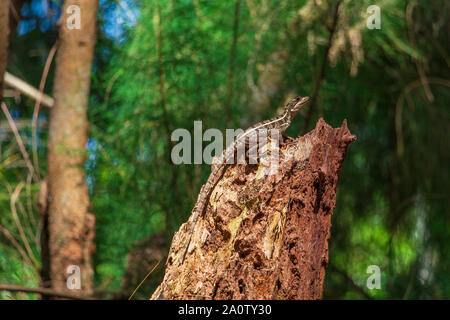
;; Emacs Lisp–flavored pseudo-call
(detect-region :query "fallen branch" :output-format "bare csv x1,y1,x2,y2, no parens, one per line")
3,72,54,108
0,283,93,300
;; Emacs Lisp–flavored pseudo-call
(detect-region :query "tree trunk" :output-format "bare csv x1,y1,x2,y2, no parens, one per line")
151,118,356,300
47,0,98,296
8,0,25,40
0,0,10,105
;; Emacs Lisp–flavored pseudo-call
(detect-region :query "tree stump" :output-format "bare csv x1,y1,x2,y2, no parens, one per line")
151,118,356,300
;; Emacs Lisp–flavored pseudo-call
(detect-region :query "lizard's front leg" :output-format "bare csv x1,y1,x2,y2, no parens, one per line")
280,134,294,146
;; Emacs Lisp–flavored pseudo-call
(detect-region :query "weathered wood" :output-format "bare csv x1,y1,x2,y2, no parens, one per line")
152,118,356,300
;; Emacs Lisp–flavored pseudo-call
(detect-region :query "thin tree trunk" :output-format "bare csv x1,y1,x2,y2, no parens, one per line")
8,0,25,40
302,1,341,134
0,0,26,104
47,0,98,296
38,179,51,298
0,0,10,105
224,0,241,124
152,118,356,299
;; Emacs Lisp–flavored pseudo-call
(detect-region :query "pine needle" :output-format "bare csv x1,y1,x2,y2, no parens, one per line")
128,260,161,300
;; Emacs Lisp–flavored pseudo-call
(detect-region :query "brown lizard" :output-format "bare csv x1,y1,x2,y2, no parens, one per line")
155,95,310,299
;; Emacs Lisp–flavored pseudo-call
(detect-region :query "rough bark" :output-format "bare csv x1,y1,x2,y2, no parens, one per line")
47,0,98,296
0,0,10,105
151,118,356,300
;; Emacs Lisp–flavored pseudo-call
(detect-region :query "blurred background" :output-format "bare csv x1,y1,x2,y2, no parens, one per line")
0,0,448,299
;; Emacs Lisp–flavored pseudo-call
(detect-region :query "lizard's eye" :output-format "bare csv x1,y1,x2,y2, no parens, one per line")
292,96,310,111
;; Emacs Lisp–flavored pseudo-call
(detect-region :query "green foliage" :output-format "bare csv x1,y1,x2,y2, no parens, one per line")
0,246,38,300
0,0,448,299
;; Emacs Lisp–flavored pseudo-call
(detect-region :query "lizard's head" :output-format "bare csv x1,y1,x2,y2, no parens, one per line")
286,96,310,116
